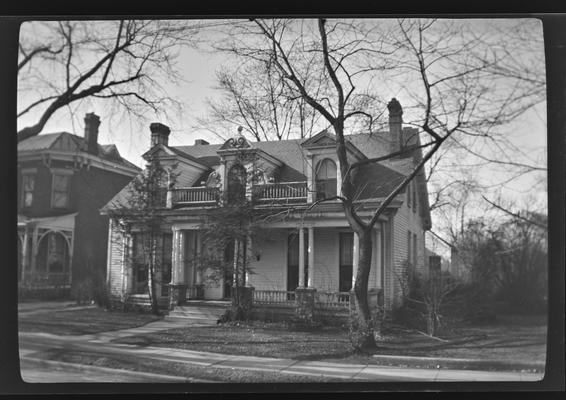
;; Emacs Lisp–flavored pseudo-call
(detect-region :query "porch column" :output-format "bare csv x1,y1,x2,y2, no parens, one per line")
298,227,305,288
171,228,185,284
306,154,314,203
352,232,359,288
307,227,314,288
30,225,39,276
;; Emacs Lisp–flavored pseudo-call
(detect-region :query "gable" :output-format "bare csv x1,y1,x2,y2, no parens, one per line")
301,129,335,148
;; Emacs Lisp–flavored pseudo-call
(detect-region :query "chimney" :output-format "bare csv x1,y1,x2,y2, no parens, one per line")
387,98,403,154
150,122,171,147
195,139,209,146
84,112,100,155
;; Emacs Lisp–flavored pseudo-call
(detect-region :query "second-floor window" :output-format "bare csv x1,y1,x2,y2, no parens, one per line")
51,173,71,209
21,173,35,208
316,158,337,201
227,164,247,204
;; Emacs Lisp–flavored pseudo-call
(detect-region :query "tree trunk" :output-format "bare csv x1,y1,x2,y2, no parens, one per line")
148,262,160,315
349,228,378,351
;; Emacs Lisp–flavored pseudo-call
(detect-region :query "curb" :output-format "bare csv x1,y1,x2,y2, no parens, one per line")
20,356,217,383
371,354,545,372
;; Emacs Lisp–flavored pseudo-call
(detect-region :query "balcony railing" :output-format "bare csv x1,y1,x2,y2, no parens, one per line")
172,187,219,206
252,181,308,203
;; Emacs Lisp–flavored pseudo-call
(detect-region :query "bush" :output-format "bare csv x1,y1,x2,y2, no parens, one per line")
71,270,110,308
393,271,497,334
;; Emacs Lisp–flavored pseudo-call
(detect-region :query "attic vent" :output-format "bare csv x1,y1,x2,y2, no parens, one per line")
195,139,209,145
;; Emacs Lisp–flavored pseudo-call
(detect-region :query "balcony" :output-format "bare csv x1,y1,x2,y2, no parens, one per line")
252,181,308,204
171,187,219,206
170,181,308,208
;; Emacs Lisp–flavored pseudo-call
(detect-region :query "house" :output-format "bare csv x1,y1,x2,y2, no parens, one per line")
17,113,141,299
102,98,431,317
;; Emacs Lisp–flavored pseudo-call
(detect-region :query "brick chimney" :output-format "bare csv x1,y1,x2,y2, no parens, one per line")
195,139,209,146
83,113,100,155
387,98,403,154
150,122,171,147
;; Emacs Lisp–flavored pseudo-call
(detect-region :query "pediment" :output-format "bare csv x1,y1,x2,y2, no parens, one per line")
218,136,253,151
301,129,336,148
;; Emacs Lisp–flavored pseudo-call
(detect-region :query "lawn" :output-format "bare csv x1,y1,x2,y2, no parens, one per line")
18,307,162,335
112,314,547,370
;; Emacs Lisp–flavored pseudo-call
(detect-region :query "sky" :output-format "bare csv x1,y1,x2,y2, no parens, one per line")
17,18,548,240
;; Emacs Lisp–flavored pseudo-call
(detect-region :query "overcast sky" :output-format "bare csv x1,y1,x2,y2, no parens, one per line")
17,18,548,230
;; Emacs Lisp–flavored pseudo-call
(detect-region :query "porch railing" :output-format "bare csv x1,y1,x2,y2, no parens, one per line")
185,285,199,300
172,187,219,206
253,181,308,202
253,290,296,306
315,291,351,309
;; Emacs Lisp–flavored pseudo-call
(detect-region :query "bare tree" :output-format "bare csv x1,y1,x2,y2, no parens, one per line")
17,20,199,142
213,18,543,350
197,60,323,142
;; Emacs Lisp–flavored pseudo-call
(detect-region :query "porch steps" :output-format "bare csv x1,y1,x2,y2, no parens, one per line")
165,301,230,325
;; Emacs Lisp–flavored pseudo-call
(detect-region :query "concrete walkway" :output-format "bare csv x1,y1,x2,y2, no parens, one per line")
18,302,546,383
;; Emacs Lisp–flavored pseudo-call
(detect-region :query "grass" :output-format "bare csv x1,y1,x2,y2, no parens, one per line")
116,321,353,360
18,307,162,335
112,315,547,370
371,315,547,365
33,348,349,383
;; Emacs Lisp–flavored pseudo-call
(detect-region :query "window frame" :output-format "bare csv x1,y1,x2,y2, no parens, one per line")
50,169,73,209
315,158,337,201
21,170,36,208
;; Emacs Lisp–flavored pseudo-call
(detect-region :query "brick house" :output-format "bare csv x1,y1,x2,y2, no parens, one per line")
17,113,140,298
102,99,431,316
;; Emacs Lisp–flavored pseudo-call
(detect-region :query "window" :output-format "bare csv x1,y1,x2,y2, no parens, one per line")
339,232,354,292
315,158,337,201
36,232,70,276
132,233,149,294
21,173,35,207
51,173,71,209
413,233,418,268
412,181,417,213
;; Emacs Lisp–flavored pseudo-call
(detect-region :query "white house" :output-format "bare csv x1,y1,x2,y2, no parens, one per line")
102,99,431,315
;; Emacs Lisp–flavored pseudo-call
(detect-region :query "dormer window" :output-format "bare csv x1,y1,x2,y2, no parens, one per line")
315,158,337,201
227,163,247,204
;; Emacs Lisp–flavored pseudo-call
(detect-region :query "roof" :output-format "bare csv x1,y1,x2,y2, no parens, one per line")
173,132,402,189
18,131,140,171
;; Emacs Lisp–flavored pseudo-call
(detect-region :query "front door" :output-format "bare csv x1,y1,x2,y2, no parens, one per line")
287,231,308,292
